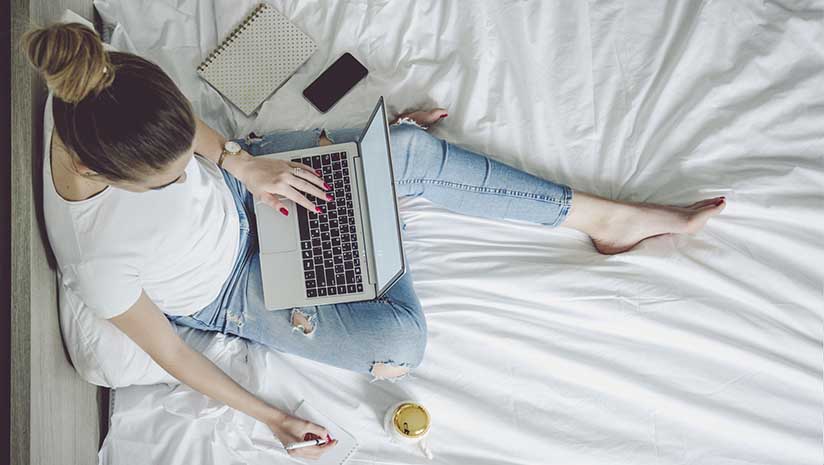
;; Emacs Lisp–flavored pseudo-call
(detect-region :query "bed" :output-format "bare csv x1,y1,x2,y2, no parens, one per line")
40,0,824,464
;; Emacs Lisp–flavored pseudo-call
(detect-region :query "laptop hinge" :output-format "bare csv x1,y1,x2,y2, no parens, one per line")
352,153,378,288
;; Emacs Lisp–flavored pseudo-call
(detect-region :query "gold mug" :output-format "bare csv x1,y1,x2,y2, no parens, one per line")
384,401,433,459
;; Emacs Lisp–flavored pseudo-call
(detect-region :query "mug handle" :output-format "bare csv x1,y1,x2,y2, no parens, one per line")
418,439,434,460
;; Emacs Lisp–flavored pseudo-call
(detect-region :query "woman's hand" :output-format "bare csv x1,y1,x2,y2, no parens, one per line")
266,411,338,460
228,106,448,215
110,294,336,460
234,152,331,216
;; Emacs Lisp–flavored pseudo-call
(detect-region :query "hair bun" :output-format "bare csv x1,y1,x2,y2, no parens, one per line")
22,23,115,103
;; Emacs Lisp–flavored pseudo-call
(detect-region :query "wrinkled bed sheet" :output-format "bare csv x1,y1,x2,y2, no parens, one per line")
95,1,824,464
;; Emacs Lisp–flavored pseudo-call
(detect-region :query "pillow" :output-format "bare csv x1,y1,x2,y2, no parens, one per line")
59,280,239,388
59,282,177,387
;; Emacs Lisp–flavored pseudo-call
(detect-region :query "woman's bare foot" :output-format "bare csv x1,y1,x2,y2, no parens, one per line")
318,109,448,146
391,108,448,127
562,193,726,255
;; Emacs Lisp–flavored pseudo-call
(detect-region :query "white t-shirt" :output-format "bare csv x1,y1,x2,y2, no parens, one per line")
43,94,241,319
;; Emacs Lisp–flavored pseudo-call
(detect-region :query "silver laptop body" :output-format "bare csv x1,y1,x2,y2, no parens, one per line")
254,97,406,310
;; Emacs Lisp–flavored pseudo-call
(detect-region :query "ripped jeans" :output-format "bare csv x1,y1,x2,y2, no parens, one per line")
167,122,572,380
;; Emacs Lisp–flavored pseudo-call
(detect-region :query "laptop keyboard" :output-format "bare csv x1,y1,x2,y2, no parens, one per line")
292,152,364,298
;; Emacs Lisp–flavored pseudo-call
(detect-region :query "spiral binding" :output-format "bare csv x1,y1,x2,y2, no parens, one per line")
197,3,268,72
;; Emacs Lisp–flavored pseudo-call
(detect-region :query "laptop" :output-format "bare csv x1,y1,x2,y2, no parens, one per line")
254,97,406,310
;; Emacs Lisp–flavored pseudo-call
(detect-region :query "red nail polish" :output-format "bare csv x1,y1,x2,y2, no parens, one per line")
323,182,331,190
440,113,448,118
326,194,333,201
315,206,323,213
279,207,289,216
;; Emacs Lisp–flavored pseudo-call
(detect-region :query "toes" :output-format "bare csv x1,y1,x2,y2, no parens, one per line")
428,108,449,122
686,199,725,233
702,198,726,211
694,199,725,217
688,196,725,209
398,108,448,126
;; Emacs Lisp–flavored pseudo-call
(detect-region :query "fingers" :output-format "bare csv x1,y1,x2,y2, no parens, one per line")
288,447,325,460
289,162,329,190
286,428,335,460
257,193,289,216
307,424,331,439
290,446,333,460
290,162,322,178
304,432,337,448
281,185,321,213
289,176,331,203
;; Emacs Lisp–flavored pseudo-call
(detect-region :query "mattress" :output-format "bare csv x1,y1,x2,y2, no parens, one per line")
95,1,824,464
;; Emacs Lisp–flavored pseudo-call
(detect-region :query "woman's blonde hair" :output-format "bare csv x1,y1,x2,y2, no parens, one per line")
22,22,115,103
20,22,196,182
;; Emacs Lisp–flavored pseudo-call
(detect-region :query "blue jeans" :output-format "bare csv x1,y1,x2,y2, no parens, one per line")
167,122,572,378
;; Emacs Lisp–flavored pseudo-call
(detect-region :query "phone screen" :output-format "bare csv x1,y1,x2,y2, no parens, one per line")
303,53,368,113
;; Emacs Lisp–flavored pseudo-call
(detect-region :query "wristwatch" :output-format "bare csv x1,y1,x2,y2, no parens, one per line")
217,141,242,168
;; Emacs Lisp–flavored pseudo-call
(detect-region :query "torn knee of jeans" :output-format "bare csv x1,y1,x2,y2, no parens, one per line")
227,311,244,328
369,361,411,382
244,132,263,145
317,129,334,146
290,308,317,336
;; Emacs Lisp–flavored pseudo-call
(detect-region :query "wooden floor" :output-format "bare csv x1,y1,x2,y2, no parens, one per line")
10,1,104,464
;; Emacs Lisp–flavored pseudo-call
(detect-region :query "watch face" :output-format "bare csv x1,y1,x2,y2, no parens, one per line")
225,141,241,153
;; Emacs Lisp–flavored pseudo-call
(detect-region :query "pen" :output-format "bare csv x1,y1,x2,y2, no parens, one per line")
284,438,328,451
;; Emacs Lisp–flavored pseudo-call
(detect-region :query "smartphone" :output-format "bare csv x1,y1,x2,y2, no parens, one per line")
303,53,368,113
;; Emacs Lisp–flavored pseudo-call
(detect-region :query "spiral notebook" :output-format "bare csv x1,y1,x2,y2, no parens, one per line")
197,3,317,115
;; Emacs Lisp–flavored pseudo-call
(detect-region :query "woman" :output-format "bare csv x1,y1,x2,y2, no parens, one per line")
25,23,724,459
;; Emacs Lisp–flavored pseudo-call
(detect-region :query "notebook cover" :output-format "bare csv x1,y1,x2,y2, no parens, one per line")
197,3,317,115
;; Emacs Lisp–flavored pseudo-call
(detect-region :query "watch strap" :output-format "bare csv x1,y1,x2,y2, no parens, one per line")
217,147,228,168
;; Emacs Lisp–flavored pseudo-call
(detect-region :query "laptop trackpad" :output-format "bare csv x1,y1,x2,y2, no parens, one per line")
256,201,298,254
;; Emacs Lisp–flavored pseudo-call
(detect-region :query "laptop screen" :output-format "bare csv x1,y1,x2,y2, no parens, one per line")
358,98,405,296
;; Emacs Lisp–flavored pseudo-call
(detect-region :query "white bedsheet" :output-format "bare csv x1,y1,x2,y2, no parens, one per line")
95,1,824,464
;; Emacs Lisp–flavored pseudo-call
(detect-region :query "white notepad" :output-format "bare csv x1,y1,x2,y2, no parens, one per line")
291,401,359,465
249,401,359,464
196,3,317,115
